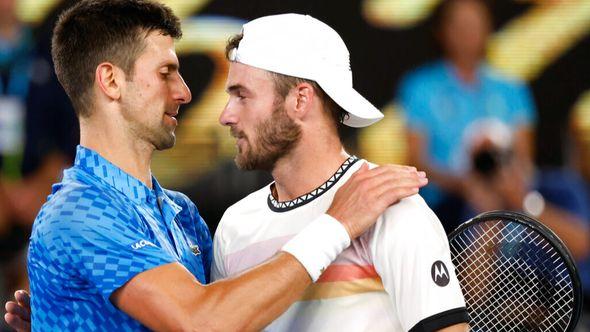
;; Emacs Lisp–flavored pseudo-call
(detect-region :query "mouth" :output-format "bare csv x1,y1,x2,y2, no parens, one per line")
164,110,178,126
230,128,247,151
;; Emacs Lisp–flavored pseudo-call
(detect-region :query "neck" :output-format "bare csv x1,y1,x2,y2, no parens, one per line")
79,117,154,189
450,57,480,84
271,128,348,202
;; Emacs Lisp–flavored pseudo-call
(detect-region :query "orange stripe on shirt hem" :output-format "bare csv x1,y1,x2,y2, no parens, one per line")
300,278,385,301
317,264,379,282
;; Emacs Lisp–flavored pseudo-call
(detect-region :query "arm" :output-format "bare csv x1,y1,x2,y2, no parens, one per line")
112,163,428,331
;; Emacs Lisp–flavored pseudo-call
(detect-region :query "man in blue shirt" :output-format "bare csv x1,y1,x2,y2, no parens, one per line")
5,1,427,330
397,0,536,232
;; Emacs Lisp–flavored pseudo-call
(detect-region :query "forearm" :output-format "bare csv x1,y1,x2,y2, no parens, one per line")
194,252,310,331
114,255,311,332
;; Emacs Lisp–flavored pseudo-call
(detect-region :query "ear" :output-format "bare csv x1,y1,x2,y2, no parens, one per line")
95,62,124,101
290,82,316,121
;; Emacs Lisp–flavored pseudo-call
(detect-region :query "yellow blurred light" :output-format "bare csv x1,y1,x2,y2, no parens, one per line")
16,0,60,25
363,0,441,28
358,103,407,165
488,0,590,81
160,0,212,19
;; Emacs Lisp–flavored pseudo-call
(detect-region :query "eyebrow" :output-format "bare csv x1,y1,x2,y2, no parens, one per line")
225,84,251,94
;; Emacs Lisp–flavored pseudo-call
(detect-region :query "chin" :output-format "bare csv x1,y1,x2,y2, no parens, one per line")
154,134,176,151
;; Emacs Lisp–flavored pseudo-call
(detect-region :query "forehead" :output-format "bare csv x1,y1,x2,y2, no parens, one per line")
136,31,179,65
225,62,274,91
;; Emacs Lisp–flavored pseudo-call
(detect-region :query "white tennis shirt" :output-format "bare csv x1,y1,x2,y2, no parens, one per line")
212,157,468,331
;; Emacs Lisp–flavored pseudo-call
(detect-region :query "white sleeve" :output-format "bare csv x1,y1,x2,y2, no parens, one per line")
211,218,228,282
369,195,469,331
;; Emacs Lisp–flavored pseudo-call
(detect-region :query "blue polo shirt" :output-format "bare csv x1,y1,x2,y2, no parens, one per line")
28,145,212,331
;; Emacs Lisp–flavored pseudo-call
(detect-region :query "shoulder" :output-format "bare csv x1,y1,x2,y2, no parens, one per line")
30,181,135,261
482,65,528,90
376,194,447,245
400,61,446,88
357,160,446,239
33,179,136,242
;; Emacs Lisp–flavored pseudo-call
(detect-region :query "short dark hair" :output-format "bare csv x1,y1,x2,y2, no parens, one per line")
52,0,182,117
225,33,349,127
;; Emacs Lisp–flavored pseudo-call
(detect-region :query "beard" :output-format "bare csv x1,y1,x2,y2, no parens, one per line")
233,102,301,171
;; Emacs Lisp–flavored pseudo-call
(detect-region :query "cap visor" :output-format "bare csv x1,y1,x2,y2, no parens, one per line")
320,82,384,128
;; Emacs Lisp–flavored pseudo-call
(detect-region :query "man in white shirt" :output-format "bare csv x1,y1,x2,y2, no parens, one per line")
212,14,470,332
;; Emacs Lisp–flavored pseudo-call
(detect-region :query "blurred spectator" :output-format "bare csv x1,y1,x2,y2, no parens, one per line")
397,0,536,231
0,1,35,329
569,112,590,328
464,119,590,330
0,1,77,330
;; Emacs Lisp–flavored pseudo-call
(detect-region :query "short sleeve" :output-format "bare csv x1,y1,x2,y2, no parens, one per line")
41,190,176,300
369,195,468,331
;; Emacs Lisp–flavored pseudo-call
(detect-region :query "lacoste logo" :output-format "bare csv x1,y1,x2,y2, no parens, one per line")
190,244,201,256
431,261,450,287
131,239,156,250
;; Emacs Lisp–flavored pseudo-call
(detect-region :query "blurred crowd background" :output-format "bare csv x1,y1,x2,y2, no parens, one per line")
1,0,590,330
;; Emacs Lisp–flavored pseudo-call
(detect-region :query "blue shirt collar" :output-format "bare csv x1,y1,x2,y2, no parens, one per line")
73,145,170,206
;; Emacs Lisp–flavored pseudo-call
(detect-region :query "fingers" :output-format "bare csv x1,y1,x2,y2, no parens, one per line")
5,301,30,321
4,312,31,332
357,164,425,183
14,291,30,310
362,166,428,193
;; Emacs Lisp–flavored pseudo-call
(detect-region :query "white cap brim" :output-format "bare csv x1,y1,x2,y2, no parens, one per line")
318,80,384,128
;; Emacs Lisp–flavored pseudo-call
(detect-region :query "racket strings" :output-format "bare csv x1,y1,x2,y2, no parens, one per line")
450,219,575,331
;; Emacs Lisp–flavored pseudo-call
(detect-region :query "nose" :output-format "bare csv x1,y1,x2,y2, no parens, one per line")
174,73,192,105
219,100,237,127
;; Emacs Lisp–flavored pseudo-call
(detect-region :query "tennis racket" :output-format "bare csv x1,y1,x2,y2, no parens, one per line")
449,210,582,331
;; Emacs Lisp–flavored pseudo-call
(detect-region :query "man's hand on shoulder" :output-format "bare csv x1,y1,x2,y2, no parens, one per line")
328,163,428,239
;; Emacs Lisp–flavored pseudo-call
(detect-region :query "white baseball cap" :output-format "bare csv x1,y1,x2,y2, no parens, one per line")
228,13,384,128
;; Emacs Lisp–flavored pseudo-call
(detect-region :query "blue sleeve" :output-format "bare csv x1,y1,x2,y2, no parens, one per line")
510,82,537,127
41,188,176,300
398,73,430,133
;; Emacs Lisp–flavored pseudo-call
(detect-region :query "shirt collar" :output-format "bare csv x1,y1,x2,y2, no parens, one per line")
74,145,155,204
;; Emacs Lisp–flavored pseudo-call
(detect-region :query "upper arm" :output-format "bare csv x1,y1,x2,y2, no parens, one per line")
369,196,469,331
